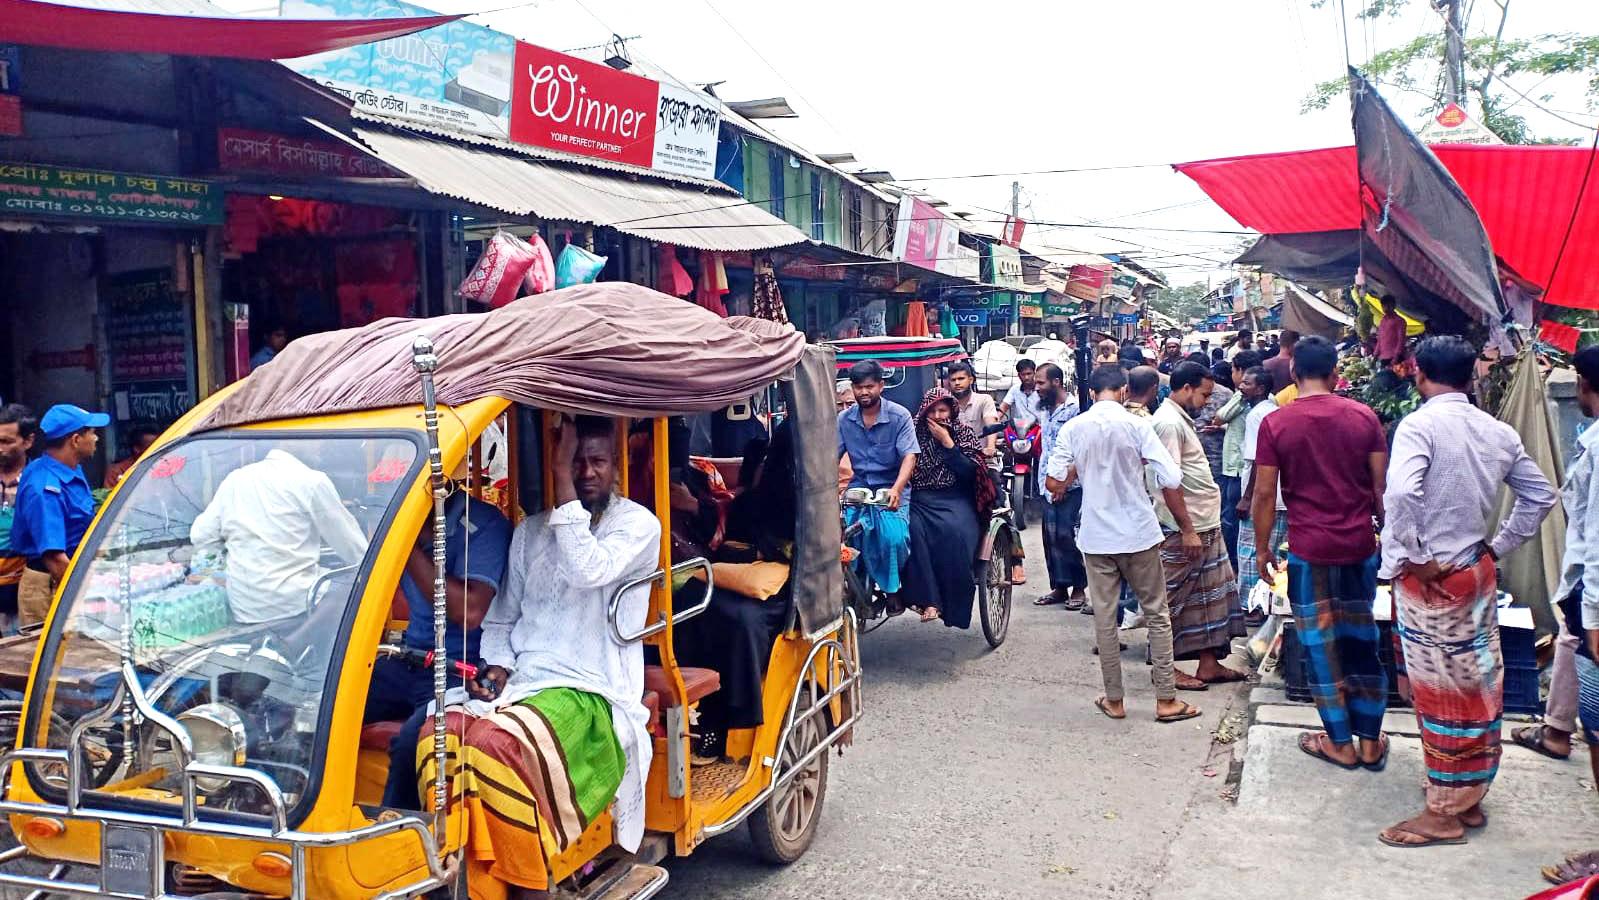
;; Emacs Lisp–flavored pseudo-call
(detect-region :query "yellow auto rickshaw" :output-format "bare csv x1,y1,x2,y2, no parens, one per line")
0,283,861,899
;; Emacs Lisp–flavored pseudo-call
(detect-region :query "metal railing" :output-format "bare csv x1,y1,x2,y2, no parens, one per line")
702,611,863,838
606,557,714,645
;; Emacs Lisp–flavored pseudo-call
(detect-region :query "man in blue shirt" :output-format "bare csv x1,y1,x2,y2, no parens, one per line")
11,404,107,625
838,360,918,595
364,485,512,809
1031,363,1088,609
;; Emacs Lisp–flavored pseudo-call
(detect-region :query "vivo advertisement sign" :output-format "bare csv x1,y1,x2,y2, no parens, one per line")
280,0,722,180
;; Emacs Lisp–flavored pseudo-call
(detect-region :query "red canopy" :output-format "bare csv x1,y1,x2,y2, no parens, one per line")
1176,144,1599,309
0,0,460,60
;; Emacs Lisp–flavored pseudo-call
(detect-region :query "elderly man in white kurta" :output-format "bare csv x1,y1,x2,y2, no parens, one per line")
418,417,660,899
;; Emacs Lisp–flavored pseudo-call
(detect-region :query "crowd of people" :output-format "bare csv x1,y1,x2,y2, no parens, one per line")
921,321,1599,856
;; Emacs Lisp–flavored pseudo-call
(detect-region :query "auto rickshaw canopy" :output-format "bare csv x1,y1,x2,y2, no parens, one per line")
196,281,808,430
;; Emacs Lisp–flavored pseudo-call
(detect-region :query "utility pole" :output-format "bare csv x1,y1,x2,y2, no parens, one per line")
1440,0,1466,104
1010,180,1020,226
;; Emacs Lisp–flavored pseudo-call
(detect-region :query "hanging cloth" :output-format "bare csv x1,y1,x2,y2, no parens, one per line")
694,251,730,317
751,257,789,324
655,244,694,298
903,301,931,337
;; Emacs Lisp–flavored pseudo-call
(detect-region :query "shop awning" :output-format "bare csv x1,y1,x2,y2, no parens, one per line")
339,125,810,252
0,0,459,59
1175,142,1599,309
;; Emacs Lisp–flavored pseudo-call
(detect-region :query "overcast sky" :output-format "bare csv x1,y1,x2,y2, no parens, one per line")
286,0,1599,285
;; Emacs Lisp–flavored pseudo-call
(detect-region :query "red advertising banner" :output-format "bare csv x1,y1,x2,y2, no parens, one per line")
510,42,657,169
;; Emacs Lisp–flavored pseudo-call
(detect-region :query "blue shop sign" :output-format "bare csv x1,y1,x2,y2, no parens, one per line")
952,309,989,327
1113,312,1141,325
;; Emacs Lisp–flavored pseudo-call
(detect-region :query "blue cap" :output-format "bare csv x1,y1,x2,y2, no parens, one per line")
40,404,110,441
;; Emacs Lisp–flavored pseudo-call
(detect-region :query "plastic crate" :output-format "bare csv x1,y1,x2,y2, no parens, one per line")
1501,622,1539,670
1504,664,1544,716
1279,618,1410,708
1281,619,1312,703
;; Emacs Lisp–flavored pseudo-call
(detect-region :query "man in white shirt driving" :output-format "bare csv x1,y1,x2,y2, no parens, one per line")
189,444,368,625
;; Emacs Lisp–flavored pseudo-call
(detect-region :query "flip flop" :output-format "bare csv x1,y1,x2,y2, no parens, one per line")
1156,700,1202,724
1033,594,1066,606
1298,732,1362,771
1094,697,1127,720
1175,675,1210,692
1362,735,1391,772
1377,824,1468,848
1062,597,1087,611
1199,668,1249,684
919,608,941,623
1543,850,1599,886
1460,807,1487,830
1511,725,1572,761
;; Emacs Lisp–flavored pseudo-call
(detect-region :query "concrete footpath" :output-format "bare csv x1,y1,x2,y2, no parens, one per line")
1155,678,1599,900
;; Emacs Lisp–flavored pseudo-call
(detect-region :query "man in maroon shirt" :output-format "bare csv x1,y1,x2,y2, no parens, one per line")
1252,335,1391,772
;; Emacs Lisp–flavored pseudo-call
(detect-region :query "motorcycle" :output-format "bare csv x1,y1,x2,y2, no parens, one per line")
1002,419,1041,530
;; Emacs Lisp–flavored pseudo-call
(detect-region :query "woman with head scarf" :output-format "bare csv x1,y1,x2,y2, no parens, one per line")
903,387,992,626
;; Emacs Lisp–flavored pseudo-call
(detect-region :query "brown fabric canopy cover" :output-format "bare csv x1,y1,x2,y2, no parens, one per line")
197,282,807,431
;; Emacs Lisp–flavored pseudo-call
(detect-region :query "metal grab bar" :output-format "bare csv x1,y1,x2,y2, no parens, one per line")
701,626,864,839
606,557,714,644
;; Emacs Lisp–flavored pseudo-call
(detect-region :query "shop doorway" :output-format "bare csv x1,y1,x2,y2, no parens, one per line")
222,195,420,367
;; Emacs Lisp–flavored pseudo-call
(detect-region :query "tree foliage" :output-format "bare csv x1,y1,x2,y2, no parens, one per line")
1303,0,1596,145
1150,282,1214,326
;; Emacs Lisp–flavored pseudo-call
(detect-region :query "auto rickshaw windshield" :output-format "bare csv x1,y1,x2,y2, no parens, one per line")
23,431,421,816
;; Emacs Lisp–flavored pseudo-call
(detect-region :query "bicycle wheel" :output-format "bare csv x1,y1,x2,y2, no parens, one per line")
979,528,1013,648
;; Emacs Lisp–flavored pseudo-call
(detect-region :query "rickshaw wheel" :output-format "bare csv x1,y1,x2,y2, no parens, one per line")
978,530,1013,649
0,700,124,792
748,687,829,865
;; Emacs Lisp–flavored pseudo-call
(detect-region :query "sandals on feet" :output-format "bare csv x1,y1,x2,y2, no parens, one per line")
1377,822,1468,848
1362,735,1391,772
1094,697,1126,720
1033,594,1065,606
1543,850,1599,886
919,607,941,623
1156,700,1202,724
1512,724,1572,761
1298,732,1362,771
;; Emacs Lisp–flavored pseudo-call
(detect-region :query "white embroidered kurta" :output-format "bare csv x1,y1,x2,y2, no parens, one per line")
473,497,661,851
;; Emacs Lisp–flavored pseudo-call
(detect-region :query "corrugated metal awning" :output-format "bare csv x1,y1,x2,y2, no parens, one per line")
340,125,810,252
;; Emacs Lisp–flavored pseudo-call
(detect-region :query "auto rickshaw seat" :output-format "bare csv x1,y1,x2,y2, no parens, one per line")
644,665,720,707
360,719,405,752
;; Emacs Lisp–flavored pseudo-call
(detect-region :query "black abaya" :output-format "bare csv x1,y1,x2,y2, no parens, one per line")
903,444,981,629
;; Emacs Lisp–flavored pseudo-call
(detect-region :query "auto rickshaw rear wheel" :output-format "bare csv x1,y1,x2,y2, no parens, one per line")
748,686,829,865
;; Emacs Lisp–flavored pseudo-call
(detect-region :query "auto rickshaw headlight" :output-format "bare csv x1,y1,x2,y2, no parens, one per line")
177,703,248,792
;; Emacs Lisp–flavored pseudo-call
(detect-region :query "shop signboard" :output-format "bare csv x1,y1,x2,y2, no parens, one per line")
0,44,19,93
1107,273,1138,300
507,42,721,180
1045,300,1077,317
218,127,400,178
0,95,18,138
104,269,193,425
1113,311,1141,325
1019,293,1044,319
280,0,515,139
989,243,1023,288
951,308,989,327
0,163,221,225
944,288,984,309
892,196,974,278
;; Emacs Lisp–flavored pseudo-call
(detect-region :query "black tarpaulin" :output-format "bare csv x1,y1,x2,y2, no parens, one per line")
1235,231,1361,286
1350,68,1505,330
781,344,843,637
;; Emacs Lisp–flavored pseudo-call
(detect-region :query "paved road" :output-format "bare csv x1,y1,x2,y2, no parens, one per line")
666,524,1248,900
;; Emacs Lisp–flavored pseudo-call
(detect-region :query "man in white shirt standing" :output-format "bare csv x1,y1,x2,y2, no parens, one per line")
1235,366,1284,602
1045,365,1203,724
190,444,369,625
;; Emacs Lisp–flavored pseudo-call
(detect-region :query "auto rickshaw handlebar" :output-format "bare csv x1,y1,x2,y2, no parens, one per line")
607,557,715,644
